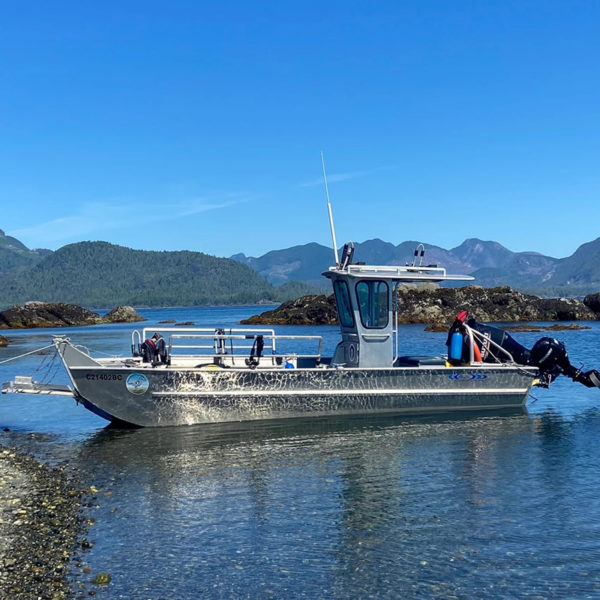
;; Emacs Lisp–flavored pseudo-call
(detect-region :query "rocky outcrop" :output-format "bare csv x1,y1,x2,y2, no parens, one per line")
0,302,146,329
242,286,600,326
102,305,145,323
241,294,337,325
584,292,600,314
395,285,598,325
0,334,8,347
0,302,104,329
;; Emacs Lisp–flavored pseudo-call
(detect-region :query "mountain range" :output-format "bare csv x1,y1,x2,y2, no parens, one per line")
2,228,600,308
232,237,600,296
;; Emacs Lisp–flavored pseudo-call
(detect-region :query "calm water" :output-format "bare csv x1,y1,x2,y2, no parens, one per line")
2,307,600,599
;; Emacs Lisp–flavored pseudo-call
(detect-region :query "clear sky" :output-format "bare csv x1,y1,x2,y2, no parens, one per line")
1,1,599,259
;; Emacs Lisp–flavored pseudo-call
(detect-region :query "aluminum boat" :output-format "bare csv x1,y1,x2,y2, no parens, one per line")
3,248,540,426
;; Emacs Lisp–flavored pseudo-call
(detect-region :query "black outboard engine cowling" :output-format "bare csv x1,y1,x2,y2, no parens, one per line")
529,337,570,387
463,317,600,390
530,337,600,388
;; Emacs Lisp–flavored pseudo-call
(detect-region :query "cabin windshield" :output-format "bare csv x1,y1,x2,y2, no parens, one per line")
333,280,355,328
356,280,389,328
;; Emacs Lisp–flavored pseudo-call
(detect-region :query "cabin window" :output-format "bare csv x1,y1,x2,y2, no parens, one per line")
333,280,355,328
356,280,389,328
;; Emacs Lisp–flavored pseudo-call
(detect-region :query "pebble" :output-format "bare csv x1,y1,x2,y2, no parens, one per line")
92,572,111,585
0,443,88,600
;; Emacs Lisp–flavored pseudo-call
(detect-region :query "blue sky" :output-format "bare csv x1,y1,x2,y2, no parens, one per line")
1,1,599,259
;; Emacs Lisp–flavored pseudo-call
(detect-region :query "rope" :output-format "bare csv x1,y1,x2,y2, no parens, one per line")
37,350,62,384
0,343,56,365
33,348,53,377
0,342,66,386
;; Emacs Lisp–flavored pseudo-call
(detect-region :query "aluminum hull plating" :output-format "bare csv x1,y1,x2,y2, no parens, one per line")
67,364,536,427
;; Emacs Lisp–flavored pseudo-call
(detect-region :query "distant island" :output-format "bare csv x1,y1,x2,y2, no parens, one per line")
0,234,317,309
242,286,600,327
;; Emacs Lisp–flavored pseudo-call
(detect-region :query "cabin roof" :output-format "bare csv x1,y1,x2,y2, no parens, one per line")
322,264,474,283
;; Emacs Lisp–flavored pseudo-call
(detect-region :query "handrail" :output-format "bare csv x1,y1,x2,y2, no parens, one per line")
132,328,323,360
131,330,141,355
347,264,448,276
141,327,276,339
135,327,276,353
168,334,275,355
464,324,516,364
167,334,323,358
463,325,475,363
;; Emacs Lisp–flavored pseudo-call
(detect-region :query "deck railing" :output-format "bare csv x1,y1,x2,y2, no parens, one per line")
132,328,323,359
463,324,515,364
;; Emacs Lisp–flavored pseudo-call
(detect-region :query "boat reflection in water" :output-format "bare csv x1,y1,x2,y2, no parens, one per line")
67,409,592,599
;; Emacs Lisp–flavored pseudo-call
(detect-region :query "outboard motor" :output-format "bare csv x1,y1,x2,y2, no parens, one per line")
530,337,600,388
453,314,600,390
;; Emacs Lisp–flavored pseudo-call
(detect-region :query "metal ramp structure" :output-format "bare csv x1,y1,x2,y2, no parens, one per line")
2,375,74,397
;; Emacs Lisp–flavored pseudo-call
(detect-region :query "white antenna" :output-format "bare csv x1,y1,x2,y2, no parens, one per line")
321,151,340,266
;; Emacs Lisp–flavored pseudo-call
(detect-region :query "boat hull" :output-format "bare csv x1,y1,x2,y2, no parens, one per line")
67,365,536,427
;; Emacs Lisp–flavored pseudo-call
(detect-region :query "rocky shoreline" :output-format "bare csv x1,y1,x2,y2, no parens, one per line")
0,445,87,599
0,303,146,344
242,286,600,327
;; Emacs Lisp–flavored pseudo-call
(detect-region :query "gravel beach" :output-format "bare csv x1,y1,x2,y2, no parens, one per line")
0,445,86,599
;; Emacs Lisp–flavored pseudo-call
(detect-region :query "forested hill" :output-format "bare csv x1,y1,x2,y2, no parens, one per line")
0,228,50,277
0,242,286,307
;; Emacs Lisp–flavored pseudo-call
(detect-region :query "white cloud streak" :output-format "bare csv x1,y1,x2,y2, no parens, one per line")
300,166,393,187
9,195,249,247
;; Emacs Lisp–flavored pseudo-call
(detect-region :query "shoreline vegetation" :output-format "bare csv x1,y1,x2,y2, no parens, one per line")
0,444,87,599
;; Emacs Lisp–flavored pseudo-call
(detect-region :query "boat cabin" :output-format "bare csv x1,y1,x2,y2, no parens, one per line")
324,260,473,368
